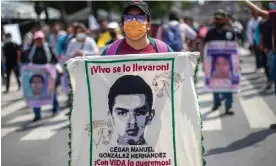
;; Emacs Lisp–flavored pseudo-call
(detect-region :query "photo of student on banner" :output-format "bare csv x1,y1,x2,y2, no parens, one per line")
211,54,233,79
108,75,155,145
30,74,45,97
22,64,56,108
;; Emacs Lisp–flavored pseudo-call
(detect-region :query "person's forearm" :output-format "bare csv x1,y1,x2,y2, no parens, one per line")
17,50,21,64
185,25,197,40
259,33,264,49
244,0,269,18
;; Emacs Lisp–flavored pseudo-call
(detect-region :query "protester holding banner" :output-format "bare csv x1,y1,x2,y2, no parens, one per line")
65,23,99,57
28,31,60,122
244,0,276,129
101,1,173,56
203,9,238,115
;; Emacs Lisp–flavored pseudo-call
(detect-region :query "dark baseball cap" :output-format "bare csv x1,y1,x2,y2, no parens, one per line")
123,1,151,18
214,9,227,19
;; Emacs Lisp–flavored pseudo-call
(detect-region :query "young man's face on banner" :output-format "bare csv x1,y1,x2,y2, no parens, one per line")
215,56,230,78
30,76,44,96
111,94,154,145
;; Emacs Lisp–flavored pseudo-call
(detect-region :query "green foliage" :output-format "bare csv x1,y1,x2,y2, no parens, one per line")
149,1,173,18
181,1,193,9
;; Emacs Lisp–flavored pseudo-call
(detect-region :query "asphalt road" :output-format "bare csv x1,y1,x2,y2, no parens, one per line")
1,49,276,166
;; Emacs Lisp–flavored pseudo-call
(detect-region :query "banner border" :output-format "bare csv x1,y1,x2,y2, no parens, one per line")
84,58,177,166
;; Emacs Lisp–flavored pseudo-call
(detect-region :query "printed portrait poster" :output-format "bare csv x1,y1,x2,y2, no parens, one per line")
203,41,240,92
22,64,57,107
60,56,71,94
67,53,203,166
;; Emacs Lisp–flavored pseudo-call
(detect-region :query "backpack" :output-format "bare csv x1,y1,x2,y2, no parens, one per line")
164,24,183,51
103,37,170,55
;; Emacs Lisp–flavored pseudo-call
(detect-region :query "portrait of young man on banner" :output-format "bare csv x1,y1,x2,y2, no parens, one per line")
211,54,233,79
204,41,240,92
29,74,46,97
22,65,56,107
108,75,155,145
69,53,203,166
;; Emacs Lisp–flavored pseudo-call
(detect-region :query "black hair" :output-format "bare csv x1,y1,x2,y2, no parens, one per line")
6,33,11,38
74,23,87,34
169,12,180,22
52,22,61,27
109,29,117,39
29,74,45,84
108,75,153,114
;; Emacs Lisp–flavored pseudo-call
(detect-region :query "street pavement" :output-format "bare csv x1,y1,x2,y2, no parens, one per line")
1,48,276,166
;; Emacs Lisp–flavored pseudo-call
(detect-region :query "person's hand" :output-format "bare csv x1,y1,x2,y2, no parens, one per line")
263,48,268,55
48,78,55,94
259,45,263,51
249,45,254,52
74,50,85,57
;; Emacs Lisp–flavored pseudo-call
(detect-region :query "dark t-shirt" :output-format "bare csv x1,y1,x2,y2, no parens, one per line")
2,41,20,66
204,27,236,43
32,46,58,65
118,40,157,55
259,19,272,49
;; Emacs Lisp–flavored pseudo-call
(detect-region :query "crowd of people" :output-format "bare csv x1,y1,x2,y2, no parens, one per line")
1,0,276,130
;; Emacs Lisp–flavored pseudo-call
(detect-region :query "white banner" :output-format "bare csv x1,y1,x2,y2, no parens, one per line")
67,53,203,166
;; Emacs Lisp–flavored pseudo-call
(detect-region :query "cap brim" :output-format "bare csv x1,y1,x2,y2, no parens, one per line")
34,37,44,40
214,15,224,19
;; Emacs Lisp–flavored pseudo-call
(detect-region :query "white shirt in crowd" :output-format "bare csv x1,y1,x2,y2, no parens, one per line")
246,17,262,45
65,37,99,57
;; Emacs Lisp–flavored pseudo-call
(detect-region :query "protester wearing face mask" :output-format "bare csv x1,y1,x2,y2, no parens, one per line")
66,23,99,57
101,1,173,56
203,9,237,115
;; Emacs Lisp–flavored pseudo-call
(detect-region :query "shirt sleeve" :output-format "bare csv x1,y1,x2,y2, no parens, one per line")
246,20,254,45
56,36,65,56
49,46,58,64
65,40,75,57
204,31,211,44
90,38,99,55
183,24,197,40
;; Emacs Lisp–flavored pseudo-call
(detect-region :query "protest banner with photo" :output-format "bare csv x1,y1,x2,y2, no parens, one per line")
203,41,240,92
22,64,57,107
59,56,71,94
66,53,204,166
